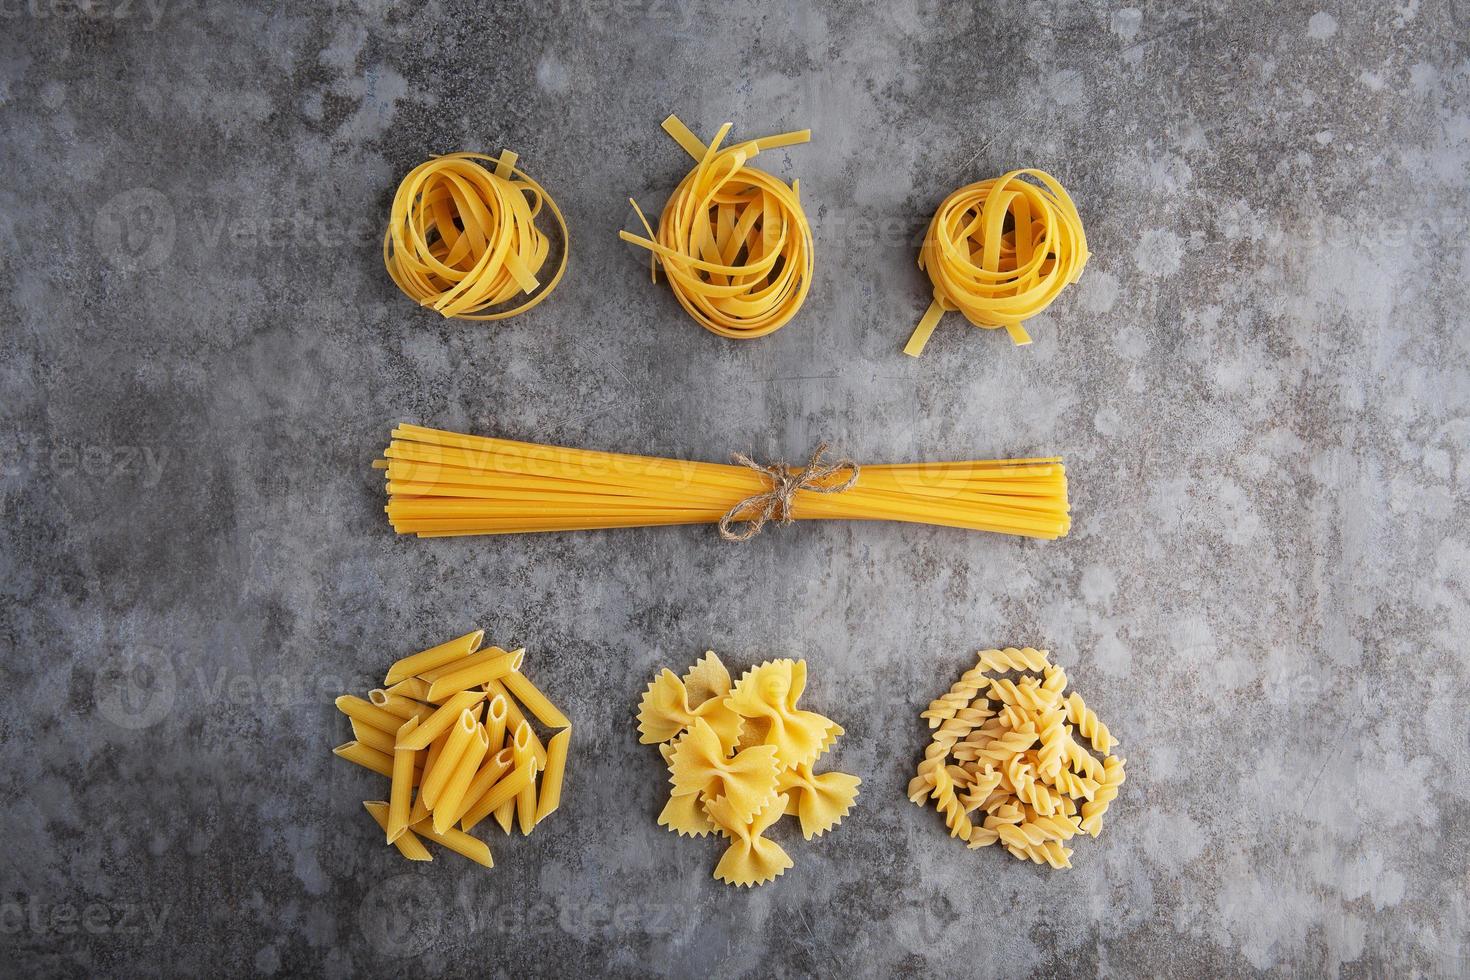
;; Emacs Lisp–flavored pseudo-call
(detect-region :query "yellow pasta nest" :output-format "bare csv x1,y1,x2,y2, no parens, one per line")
903,169,1088,356
908,647,1124,869
383,150,568,320
332,629,572,868
637,652,859,887
621,114,814,340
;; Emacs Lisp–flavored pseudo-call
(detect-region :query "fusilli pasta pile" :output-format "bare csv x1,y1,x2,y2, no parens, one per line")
909,647,1125,868
637,652,860,886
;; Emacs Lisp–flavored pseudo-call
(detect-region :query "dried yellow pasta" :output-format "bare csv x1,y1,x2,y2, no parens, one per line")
638,651,859,886
621,114,813,340
333,630,571,869
363,802,432,862
376,423,1071,541
395,689,486,751
383,152,567,321
383,630,484,685
909,647,1124,869
904,169,1088,357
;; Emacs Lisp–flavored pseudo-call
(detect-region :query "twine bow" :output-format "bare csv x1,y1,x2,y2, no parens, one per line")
718,443,861,542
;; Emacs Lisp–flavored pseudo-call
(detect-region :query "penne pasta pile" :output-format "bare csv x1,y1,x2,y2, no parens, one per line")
374,424,1071,540
333,629,571,867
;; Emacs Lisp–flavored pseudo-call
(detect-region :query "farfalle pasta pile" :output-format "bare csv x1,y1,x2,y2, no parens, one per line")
908,647,1125,869
637,652,860,886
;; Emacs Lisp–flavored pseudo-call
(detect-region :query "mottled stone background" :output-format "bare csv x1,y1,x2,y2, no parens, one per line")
1,0,1467,976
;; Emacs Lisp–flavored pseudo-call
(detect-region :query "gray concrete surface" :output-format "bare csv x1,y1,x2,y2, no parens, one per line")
2,1,1468,976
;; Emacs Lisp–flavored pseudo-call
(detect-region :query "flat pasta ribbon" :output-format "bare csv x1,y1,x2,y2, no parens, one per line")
621,114,814,340
904,168,1088,356
384,150,568,320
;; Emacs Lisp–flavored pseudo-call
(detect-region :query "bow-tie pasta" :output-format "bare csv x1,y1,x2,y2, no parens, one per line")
637,667,744,750
636,651,860,886
727,659,843,770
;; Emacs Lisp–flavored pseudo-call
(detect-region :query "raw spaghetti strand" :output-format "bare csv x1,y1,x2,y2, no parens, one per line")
903,169,1088,357
620,114,814,340
374,424,1071,541
383,150,569,320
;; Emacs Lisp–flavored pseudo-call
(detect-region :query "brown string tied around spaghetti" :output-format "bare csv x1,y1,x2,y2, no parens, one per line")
718,443,861,542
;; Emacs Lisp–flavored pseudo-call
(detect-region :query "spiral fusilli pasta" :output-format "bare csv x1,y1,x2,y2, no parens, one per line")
908,646,1125,869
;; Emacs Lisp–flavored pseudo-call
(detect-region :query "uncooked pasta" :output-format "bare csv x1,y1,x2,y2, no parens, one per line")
908,647,1125,869
904,169,1088,356
373,424,1071,541
383,150,568,320
620,114,813,340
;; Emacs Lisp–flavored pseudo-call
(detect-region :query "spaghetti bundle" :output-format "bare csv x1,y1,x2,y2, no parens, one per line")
374,424,1071,540
904,169,1088,357
620,115,814,340
383,150,568,320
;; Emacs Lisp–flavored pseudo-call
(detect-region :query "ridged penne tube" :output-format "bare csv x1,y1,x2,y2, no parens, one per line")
409,728,451,826
368,689,435,721
501,670,571,730
485,678,547,766
335,695,407,735
535,728,572,825
514,722,540,834
447,747,514,828
333,741,395,778
418,648,506,683
420,708,481,809
411,818,493,868
425,648,524,702
349,719,397,756
485,694,508,754
433,723,491,834
396,690,487,751
461,756,534,833
384,677,432,700
364,802,432,861
383,629,485,685
388,716,421,843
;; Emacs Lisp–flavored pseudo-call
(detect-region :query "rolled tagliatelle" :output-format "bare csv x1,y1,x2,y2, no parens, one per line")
904,169,1088,356
383,150,569,320
621,114,814,340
